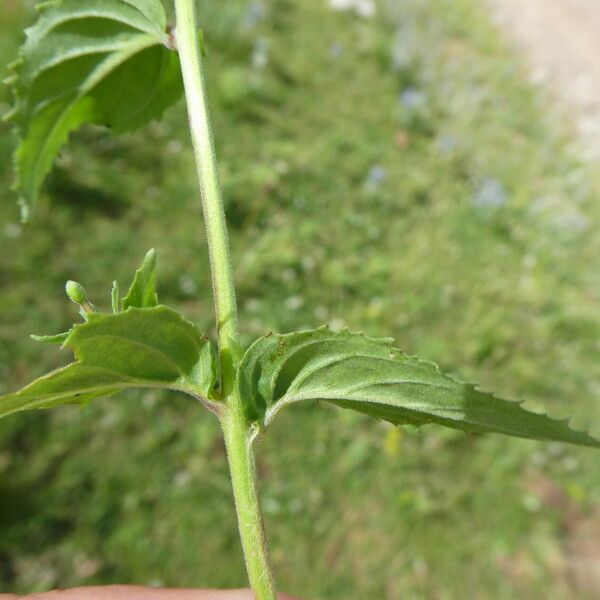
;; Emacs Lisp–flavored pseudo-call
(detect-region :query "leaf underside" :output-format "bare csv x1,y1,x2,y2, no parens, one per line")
237,328,600,448
0,306,216,419
6,0,182,217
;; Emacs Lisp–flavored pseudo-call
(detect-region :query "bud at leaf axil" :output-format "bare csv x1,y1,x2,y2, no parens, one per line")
65,280,88,305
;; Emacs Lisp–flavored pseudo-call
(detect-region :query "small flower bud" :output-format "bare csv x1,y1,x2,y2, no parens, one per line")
65,280,88,304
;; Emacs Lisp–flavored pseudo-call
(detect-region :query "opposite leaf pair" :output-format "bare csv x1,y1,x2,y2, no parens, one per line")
1,250,598,449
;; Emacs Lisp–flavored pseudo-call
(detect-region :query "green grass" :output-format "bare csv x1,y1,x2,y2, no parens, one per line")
1,0,600,598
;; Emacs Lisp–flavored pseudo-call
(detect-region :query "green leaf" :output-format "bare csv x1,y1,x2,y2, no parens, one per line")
237,328,600,448
31,331,71,345
7,0,182,217
122,248,158,309
0,306,216,419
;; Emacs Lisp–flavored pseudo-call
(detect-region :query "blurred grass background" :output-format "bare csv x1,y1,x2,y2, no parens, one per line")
1,0,599,598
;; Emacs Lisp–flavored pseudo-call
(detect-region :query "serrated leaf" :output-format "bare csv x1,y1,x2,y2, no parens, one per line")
122,248,158,309
0,306,216,419
31,330,71,344
237,328,600,448
8,0,183,216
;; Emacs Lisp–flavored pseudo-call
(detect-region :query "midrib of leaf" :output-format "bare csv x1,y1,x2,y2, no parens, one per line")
22,379,180,403
27,6,162,40
27,36,148,81
53,31,158,101
338,379,454,400
269,337,403,398
265,388,441,427
269,376,593,444
266,386,563,434
4,371,181,413
282,351,441,397
2,357,210,418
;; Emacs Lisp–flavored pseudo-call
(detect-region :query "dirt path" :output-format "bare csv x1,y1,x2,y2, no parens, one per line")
487,4,600,595
487,0,600,159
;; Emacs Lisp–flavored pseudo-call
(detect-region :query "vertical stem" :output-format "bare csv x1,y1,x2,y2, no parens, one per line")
174,2,277,598
222,400,277,600
174,0,238,380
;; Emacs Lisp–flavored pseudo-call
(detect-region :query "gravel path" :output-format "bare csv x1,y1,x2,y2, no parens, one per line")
488,0,600,159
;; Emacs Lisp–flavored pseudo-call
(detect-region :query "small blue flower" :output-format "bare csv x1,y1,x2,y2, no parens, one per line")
472,178,507,208
365,165,387,189
244,2,266,28
399,88,426,110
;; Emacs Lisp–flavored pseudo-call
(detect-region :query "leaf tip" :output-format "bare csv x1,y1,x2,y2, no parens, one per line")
145,247,157,265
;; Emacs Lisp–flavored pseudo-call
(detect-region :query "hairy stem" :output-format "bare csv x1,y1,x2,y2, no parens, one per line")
174,0,238,389
174,1,277,598
222,400,277,600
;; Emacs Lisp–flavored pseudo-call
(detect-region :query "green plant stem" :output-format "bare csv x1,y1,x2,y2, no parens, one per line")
174,1,277,598
174,0,238,377
222,400,277,600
